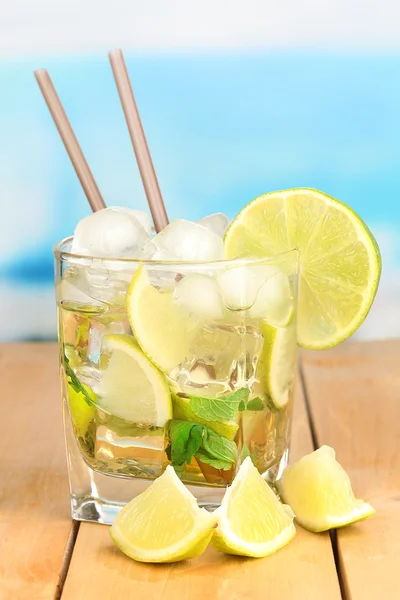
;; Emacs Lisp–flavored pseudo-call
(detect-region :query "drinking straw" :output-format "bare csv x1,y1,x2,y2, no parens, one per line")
34,69,106,213
109,49,169,232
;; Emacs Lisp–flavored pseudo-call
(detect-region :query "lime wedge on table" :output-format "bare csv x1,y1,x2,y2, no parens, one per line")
98,334,172,427
212,456,295,557
110,465,217,562
224,189,381,349
277,446,375,532
258,320,297,408
127,265,198,373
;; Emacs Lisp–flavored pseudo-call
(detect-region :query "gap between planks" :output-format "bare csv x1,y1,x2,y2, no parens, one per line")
54,521,81,600
299,357,348,600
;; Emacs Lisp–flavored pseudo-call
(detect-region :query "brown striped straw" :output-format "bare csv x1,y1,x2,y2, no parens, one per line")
109,49,169,232
34,68,106,213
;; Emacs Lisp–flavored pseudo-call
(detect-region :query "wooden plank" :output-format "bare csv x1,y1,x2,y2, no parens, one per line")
62,378,341,600
302,340,400,600
0,343,73,600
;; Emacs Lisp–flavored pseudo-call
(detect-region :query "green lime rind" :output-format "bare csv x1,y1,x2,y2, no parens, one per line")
224,188,381,350
66,380,96,439
98,333,172,427
126,265,199,373
258,320,297,409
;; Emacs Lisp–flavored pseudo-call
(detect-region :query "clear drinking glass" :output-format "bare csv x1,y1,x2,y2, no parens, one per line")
54,238,299,525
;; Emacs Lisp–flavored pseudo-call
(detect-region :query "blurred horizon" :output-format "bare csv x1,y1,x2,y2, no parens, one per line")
0,2,399,341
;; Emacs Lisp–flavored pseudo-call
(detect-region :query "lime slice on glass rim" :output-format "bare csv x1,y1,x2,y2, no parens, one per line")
277,446,375,532
212,456,296,557
224,188,381,349
126,265,199,373
98,333,172,427
110,465,217,563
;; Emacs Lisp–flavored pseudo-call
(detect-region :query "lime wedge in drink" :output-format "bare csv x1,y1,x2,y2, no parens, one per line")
224,189,381,349
110,465,217,562
66,380,96,438
212,456,295,557
258,320,297,408
126,265,199,373
277,446,375,532
98,334,172,427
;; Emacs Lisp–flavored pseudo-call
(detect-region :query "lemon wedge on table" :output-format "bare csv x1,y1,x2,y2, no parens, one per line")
277,446,375,532
126,265,199,373
98,333,172,427
212,456,296,557
110,465,217,563
224,188,381,349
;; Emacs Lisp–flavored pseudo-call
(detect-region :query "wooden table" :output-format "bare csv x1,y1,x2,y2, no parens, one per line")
1,341,399,600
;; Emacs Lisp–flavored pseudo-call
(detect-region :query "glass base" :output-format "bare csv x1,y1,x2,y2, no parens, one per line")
64,388,290,525
68,435,290,525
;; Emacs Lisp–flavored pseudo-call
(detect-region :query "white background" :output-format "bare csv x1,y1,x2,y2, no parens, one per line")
1,0,400,58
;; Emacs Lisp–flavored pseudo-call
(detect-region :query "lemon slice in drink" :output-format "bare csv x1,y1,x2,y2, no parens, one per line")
126,265,199,373
212,457,296,557
277,446,375,532
98,334,172,427
224,189,381,349
258,319,297,409
110,465,217,562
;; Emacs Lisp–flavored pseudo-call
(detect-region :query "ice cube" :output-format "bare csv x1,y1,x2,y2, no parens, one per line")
61,262,130,306
172,322,263,394
71,207,151,258
144,219,225,262
110,206,153,237
248,269,293,322
173,274,224,319
196,213,230,238
58,272,98,305
217,264,293,323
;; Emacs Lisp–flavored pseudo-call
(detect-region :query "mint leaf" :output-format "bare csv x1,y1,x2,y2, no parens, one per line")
238,395,264,412
246,397,264,411
201,428,237,465
168,420,238,472
168,420,204,466
195,450,233,471
63,353,94,406
189,388,250,422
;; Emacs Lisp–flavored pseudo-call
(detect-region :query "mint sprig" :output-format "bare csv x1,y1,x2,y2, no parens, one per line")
200,428,237,469
194,450,232,471
168,420,204,466
63,353,94,406
168,419,238,472
245,397,265,412
186,388,264,423
188,388,249,422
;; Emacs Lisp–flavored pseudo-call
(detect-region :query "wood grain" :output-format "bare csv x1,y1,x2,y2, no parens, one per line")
61,380,341,600
0,343,72,600
302,340,400,600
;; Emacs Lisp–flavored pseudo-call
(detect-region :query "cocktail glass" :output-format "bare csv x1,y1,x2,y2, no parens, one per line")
55,237,298,525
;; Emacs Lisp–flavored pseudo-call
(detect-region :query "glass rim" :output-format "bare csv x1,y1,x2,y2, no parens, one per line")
54,236,299,269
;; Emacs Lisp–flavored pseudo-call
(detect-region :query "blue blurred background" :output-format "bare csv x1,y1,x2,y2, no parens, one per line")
1,1,399,341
